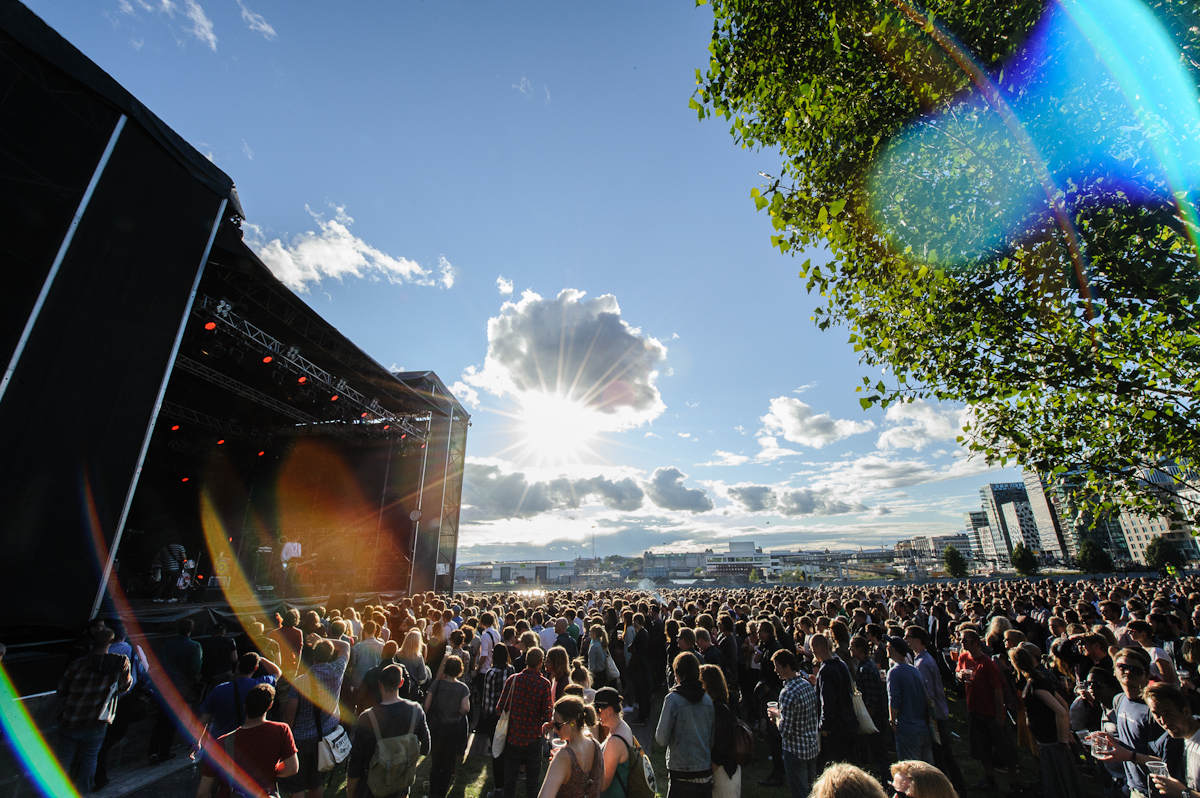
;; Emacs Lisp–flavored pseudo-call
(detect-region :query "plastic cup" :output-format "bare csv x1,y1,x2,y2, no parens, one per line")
552,738,567,750
1093,736,1113,755
1147,761,1169,778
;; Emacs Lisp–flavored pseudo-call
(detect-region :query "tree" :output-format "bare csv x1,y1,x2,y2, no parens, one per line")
693,0,1200,526
943,545,969,578
1010,543,1039,577
1145,536,1189,572
748,568,761,583
1074,539,1113,574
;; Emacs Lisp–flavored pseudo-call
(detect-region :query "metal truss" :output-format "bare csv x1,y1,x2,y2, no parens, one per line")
193,295,427,441
159,401,246,438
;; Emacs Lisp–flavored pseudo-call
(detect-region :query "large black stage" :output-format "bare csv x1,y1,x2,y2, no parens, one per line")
0,0,467,695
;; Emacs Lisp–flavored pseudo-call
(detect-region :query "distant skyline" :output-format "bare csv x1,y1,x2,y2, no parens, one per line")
27,1,1022,562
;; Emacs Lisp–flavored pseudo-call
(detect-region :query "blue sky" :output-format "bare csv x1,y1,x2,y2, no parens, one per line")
31,0,1020,562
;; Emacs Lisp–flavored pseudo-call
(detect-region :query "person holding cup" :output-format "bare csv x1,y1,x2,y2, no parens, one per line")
1142,682,1200,798
1092,648,1165,798
768,649,819,798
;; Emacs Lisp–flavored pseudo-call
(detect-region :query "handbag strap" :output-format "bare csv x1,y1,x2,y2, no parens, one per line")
613,733,634,796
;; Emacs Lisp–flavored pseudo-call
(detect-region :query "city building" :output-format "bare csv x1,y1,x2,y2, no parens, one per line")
980,483,1030,557
963,511,991,560
1001,501,1042,552
1022,470,1068,558
705,541,782,577
454,560,577,584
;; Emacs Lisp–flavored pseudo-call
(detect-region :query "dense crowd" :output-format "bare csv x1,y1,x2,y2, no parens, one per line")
45,573,1200,798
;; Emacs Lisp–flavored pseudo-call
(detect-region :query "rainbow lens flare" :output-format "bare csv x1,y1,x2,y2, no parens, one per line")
0,665,79,797
867,0,1200,266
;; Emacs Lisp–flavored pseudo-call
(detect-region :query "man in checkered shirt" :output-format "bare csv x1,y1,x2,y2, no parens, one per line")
57,626,131,793
766,649,819,798
495,646,553,798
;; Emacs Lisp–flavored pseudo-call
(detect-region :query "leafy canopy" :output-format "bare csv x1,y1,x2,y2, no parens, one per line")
1010,543,1040,576
1074,539,1113,573
943,545,969,578
693,0,1200,525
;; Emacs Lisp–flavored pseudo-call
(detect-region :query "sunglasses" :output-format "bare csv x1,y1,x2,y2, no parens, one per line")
1116,663,1146,676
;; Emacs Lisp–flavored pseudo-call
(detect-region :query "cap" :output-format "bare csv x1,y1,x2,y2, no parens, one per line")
887,635,912,659
593,686,622,711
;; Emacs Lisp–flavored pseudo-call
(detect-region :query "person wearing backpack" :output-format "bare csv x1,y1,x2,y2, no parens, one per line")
197,683,298,798
346,664,430,798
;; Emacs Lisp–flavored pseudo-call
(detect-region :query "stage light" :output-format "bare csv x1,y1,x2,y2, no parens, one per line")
262,355,273,364
217,439,225,445
203,321,216,331
182,477,189,482
401,434,406,439
297,376,307,384
383,425,390,430
330,395,339,402
171,425,180,431
361,412,368,418
421,444,426,449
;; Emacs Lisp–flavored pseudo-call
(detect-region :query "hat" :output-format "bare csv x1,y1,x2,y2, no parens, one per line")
886,635,912,659
593,687,622,711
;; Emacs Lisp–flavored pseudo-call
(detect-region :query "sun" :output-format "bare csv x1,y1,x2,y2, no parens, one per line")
514,392,602,466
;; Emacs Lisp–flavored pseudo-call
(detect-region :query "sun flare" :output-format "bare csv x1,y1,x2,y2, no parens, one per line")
515,392,602,466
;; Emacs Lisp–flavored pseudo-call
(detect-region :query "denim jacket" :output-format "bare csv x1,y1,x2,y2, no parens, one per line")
654,681,714,773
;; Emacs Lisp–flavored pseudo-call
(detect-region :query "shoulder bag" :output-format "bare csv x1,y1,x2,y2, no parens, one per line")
491,678,514,759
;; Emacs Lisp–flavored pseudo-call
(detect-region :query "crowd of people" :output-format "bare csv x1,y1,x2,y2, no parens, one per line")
44,573,1200,798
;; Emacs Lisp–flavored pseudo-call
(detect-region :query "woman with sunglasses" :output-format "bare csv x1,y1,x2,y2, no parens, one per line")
538,695,603,798
890,761,957,798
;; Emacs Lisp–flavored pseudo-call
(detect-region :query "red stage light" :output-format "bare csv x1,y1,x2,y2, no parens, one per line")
360,412,368,418
421,444,426,449
181,477,189,482
383,425,390,430
401,434,406,439
197,575,203,579
330,395,339,401
297,376,307,384
217,439,225,445
204,321,216,331
262,355,273,364
171,425,180,431
258,451,265,456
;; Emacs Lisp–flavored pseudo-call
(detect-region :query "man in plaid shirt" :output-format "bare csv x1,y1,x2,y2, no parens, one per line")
495,647,552,798
57,626,131,793
767,649,818,798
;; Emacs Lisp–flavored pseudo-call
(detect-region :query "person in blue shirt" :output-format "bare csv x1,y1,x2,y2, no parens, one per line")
885,637,934,764
194,651,282,756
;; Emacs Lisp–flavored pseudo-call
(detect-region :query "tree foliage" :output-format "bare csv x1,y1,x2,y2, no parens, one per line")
1010,543,1039,576
1145,536,1190,571
1074,539,1113,573
693,0,1200,525
943,545,970,578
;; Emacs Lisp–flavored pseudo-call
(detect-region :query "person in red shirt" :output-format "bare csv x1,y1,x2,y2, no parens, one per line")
198,683,298,798
955,628,1014,791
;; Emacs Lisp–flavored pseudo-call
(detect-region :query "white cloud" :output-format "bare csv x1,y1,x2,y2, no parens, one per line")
645,432,661,439
182,0,216,50
543,85,551,103
437,255,456,289
449,381,480,409
760,396,874,448
677,432,691,438
242,139,254,160
245,204,448,292
514,76,532,95
876,399,969,451
462,288,668,432
814,451,998,492
792,382,817,394
645,467,714,513
725,482,864,516
698,450,750,467
463,463,645,520
755,435,805,461
235,0,276,39
496,276,514,295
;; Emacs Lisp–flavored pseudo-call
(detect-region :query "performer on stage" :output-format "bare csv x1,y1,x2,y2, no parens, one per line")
152,540,187,603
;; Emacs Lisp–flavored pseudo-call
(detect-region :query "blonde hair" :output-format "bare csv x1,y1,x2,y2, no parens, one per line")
399,629,425,660
890,761,958,798
811,764,888,798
